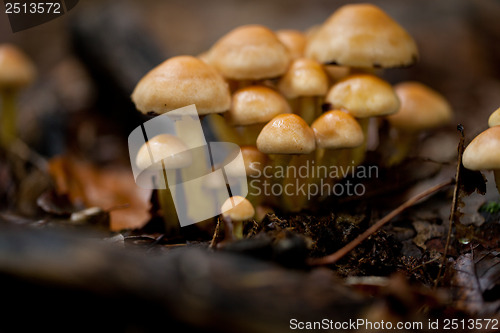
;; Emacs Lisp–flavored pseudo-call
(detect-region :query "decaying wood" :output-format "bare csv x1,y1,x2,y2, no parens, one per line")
0,222,367,332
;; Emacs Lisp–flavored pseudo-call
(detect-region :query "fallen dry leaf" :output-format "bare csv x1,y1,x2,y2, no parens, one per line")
453,248,500,315
48,155,151,231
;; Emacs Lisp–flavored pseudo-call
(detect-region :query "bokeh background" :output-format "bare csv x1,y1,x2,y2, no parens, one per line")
1,0,500,229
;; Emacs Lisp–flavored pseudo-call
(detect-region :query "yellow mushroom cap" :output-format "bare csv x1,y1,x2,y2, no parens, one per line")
386,82,452,132
257,114,316,154
277,58,329,98
227,85,291,126
0,44,36,89
136,134,192,171
207,25,290,80
305,4,418,68
489,108,500,128
462,126,500,171
131,55,230,115
276,29,307,60
326,74,400,118
221,196,255,221
311,110,364,149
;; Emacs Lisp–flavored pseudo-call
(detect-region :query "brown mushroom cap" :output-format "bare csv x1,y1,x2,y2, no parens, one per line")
0,44,36,89
276,29,307,60
489,108,500,128
256,114,316,154
386,82,452,132
207,25,290,80
227,86,291,126
462,126,500,171
221,196,255,221
277,58,329,98
311,110,364,149
136,134,192,171
131,55,230,115
305,4,418,68
326,74,400,118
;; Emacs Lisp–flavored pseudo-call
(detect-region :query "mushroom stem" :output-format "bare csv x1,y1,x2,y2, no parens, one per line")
0,89,18,147
158,187,180,235
297,96,323,125
385,129,416,167
350,118,369,167
233,221,244,239
175,116,215,224
494,169,500,194
156,167,181,237
221,215,236,242
241,124,265,145
206,114,242,145
281,153,314,212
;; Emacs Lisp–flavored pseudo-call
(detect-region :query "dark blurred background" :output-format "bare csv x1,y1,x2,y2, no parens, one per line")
1,0,500,160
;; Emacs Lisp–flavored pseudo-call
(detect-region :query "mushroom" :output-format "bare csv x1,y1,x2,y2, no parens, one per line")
221,196,255,240
205,25,291,90
311,110,364,171
0,44,36,147
275,29,307,60
227,85,291,145
384,81,452,166
305,3,418,69
256,113,316,211
257,113,316,165
131,55,232,222
325,73,400,166
462,126,500,194
310,110,364,201
277,58,329,125
135,134,192,235
488,107,500,127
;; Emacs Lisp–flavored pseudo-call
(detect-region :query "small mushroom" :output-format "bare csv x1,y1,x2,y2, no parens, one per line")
221,196,255,240
0,44,36,147
136,134,192,236
311,110,364,200
462,126,500,194
311,109,364,167
227,85,291,145
325,74,400,166
256,113,316,211
257,113,316,159
385,81,452,166
305,3,419,69
488,107,500,128
205,25,291,89
277,58,329,125
131,55,230,115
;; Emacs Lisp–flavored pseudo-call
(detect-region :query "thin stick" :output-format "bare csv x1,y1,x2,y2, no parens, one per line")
308,179,453,266
434,126,465,288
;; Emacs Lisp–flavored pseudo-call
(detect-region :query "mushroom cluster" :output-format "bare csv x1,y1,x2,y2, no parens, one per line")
130,4,453,237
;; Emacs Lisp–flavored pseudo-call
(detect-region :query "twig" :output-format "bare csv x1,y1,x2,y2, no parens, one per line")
434,125,465,288
308,179,453,266
209,217,222,249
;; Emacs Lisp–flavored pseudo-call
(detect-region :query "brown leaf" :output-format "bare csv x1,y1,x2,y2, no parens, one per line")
48,155,151,231
453,248,500,315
